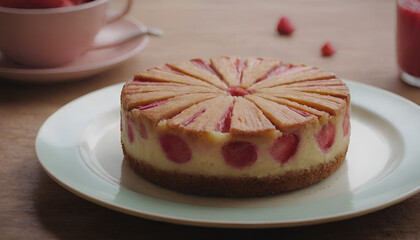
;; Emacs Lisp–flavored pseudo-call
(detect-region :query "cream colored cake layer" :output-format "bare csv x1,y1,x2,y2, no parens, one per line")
121,108,350,178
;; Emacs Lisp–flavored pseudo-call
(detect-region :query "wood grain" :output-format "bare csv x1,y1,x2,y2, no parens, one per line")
0,0,419,239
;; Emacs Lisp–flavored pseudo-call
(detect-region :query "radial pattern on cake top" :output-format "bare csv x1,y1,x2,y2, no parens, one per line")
121,56,350,135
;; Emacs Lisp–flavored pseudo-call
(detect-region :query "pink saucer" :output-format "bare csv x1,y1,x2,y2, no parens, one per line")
0,16,149,82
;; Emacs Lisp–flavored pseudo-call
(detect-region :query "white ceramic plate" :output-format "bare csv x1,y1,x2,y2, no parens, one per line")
0,17,149,82
35,80,420,228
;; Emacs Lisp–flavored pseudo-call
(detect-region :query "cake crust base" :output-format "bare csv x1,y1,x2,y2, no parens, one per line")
123,145,348,197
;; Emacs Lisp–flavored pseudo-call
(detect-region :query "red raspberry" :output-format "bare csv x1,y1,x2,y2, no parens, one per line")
159,134,192,164
222,141,257,169
139,122,148,139
342,110,350,137
269,134,299,164
321,42,336,56
277,16,295,35
316,123,336,152
125,116,135,143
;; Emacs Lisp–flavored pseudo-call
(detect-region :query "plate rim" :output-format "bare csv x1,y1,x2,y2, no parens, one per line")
35,80,420,228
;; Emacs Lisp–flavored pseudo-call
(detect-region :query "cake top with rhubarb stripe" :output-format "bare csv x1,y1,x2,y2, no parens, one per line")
121,56,350,134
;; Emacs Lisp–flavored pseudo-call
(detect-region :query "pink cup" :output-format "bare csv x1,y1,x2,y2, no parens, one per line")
0,0,132,68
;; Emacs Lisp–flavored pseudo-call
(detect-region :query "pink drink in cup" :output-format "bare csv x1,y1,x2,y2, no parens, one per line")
397,0,420,87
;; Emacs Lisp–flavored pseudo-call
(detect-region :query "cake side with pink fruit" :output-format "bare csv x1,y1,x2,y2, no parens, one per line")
120,56,351,197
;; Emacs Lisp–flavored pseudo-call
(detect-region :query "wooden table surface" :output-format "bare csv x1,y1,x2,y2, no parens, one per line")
1,0,419,239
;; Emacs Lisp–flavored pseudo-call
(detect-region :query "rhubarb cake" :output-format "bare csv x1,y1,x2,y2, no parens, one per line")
120,56,351,197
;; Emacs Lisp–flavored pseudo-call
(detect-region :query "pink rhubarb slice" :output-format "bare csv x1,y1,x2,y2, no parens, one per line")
135,66,218,89
168,96,235,132
253,93,329,119
167,59,228,90
256,89,346,115
240,58,283,88
246,95,315,131
229,97,276,134
249,67,335,90
135,92,224,124
122,83,223,111
210,56,244,87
